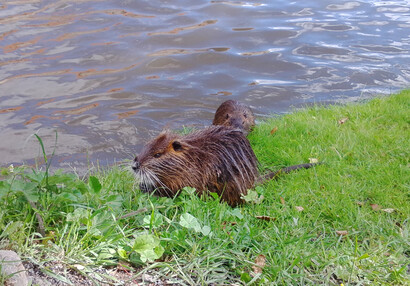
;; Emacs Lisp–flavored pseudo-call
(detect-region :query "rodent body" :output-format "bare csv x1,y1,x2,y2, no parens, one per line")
133,105,319,206
132,125,259,207
212,100,255,135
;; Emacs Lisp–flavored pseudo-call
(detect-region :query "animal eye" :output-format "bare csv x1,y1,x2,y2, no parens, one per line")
225,114,230,119
153,153,162,158
243,113,247,118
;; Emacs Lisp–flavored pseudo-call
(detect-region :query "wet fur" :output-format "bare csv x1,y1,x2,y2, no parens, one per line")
132,125,259,207
212,100,255,135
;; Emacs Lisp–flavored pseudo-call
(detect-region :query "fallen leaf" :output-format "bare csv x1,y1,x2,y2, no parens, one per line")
370,204,382,211
36,98,54,106
117,261,132,273
0,106,23,113
74,264,85,270
145,75,160,79
280,196,285,205
108,88,124,93
24,115,61,125
338,117,349,124
116,110,139,119
336,230,348,236
381,208,395,213
221,221,237,230
270,126,278,135
309,158,319,164
54,103,99,115
222,221,237,226
251,254,266,275
295,206,304,212
255,216,276,222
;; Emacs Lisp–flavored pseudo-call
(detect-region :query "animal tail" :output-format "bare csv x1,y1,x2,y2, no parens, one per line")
256,163,321,184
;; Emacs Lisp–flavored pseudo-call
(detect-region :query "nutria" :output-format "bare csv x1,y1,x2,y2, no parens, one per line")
212,100,255,135
132,125,258,207
132,125,318,207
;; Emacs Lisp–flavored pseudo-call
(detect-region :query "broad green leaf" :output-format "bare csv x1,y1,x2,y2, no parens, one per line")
75,181,88,194
229,208,244,219
240,272,252,283
97,248,116,261
10,180,37,193
241,189,264,204
181,186,196,195
66,208,89,222
132,234,160,252
10,180,39,202
58,192,80,202
89,176,102,194
25,170,46,183
153,245,164,258
0,181,11,199
139,245,164,263
201,225,212,236
179,213,202,233
118,248,128,259
143,213,164,229
105,194,123,210
132,234,163,263
139,249,156,263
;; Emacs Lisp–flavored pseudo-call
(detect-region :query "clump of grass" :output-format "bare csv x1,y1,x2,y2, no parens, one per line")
0,90,409,285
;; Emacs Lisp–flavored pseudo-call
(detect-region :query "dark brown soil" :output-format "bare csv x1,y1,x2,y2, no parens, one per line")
23,261,171,286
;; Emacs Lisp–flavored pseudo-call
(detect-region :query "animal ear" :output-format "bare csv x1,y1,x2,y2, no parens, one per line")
172,140,183,151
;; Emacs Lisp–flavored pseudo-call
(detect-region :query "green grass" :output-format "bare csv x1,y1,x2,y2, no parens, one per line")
0,90,409,285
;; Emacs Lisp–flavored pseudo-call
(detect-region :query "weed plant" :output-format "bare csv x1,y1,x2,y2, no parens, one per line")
0,90,409,285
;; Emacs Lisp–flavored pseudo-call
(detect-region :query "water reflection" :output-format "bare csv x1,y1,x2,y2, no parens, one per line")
0,0,409,170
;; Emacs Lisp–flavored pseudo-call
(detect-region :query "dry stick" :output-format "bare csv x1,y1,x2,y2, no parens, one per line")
118,208,148,220
118,205,167,220
28,201,46,237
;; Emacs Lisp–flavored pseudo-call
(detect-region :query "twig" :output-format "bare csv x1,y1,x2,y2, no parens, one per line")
118,208,148,220
28,201,46,237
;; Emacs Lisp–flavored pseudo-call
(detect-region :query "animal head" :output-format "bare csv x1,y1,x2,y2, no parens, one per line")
213,100,255,133
132,131,192,196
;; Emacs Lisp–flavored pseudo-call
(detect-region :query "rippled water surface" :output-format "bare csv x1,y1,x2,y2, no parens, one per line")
1,0,409,169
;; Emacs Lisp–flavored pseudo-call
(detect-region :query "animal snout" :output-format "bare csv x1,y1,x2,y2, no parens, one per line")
229,117,243,129
132,158,140,171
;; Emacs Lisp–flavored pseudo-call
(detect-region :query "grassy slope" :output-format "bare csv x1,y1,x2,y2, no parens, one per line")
248,90,409,284
0,90,409,285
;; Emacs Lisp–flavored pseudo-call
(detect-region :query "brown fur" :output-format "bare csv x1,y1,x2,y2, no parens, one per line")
132,125,259,207
212,100,255,135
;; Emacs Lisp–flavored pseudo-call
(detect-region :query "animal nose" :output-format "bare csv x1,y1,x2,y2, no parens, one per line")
230,117,243,129
132,159,140,171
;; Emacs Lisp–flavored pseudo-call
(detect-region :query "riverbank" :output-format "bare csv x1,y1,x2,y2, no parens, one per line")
1,90,409,285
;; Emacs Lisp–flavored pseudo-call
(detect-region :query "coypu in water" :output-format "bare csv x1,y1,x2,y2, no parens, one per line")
132,125,258,207
132,125,318,207
212,100,255,135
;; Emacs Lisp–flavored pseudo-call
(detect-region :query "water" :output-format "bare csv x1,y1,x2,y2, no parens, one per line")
1,0,409,170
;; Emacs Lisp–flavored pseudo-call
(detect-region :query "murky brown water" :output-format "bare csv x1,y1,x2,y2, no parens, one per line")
1,0,409,170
